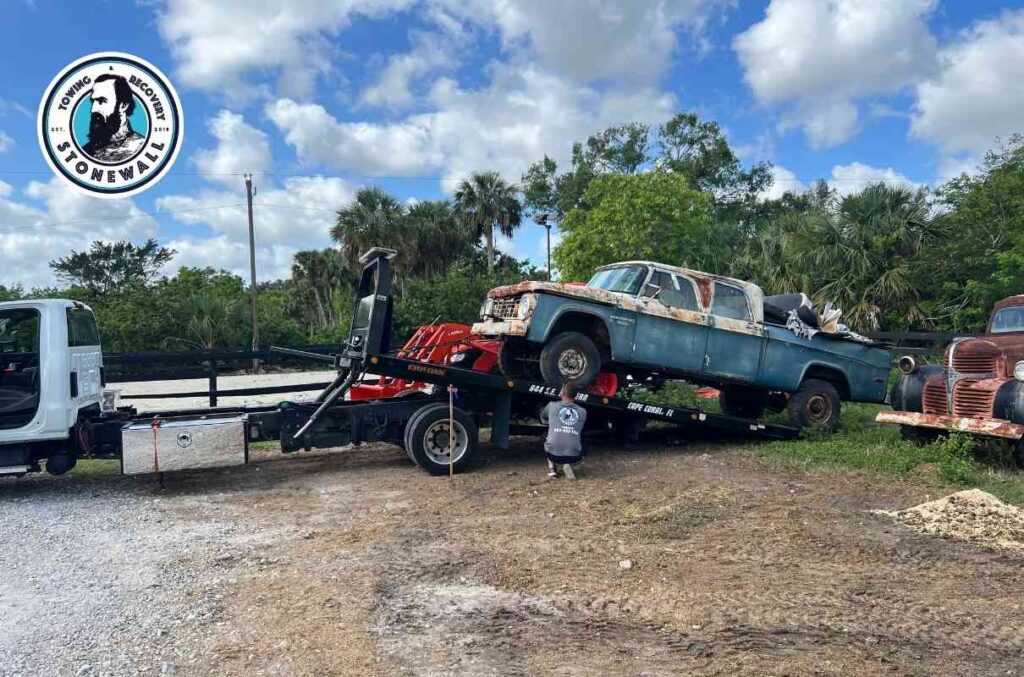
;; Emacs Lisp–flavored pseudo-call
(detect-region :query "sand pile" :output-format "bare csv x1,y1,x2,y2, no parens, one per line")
879,489,1024,551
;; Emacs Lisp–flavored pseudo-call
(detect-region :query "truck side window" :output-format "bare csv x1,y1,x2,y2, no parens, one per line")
711,282,751,321
669,274,700,311
66,307,101,347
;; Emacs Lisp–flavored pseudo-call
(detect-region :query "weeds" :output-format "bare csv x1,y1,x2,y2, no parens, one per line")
756,403,1024,504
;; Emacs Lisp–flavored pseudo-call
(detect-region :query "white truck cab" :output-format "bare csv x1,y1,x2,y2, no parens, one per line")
0,299,103,475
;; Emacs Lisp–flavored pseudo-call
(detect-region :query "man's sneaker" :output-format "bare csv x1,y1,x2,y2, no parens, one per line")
562,463,576,480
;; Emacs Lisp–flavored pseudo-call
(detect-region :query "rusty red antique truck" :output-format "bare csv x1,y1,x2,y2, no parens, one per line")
878,294,1024,465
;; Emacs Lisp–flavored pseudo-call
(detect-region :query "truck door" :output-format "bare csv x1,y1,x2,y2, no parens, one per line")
702,281,764,382
631,270,709,374
0,308,41,431
65,305,103,411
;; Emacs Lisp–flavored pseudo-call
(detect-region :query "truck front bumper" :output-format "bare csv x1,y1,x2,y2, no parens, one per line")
876,410,1024,440
471,319,529,337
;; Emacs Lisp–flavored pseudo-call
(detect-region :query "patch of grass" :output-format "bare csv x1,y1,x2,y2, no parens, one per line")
755,403,1024,505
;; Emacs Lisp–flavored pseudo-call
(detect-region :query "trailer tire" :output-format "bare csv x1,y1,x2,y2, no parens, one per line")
787,379,841,431
405,403,479,475
539,332,601,388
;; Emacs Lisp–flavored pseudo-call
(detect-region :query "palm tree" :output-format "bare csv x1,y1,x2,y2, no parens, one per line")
453,171,523,270
291,249,347,331
331,187,406,271
796,183,944,330
405,200,475,278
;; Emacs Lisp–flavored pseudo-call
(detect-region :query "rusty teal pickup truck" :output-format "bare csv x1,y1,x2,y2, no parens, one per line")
471,260,891,429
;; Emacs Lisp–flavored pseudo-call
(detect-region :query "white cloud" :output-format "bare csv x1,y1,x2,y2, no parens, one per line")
442,0,728,83
0,131,13,153
193,111,273,185
734,0,938,148
0,179,158,288
830,162,916,197
762,165,805,200
360,14,467,109
911,10,1024,157
156,176,357,259
268,63,675,190
157,0,414,100
161,235,303,283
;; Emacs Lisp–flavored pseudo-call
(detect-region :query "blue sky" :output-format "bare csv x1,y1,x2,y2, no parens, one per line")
1,0,1023,287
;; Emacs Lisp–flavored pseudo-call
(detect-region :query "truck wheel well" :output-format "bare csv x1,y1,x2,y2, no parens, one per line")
802,365,850,400
548,312,611,360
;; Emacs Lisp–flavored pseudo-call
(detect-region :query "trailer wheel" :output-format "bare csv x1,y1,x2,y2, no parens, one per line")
539,332,601,388
405,403,479,475
787,379,841,431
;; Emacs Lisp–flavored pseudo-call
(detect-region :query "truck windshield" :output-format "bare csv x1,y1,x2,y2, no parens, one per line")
587,266,648,295
990,306,1024,333
0,308,41,430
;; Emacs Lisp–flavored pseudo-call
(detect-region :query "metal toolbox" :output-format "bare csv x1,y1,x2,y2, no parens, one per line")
121,415,248,475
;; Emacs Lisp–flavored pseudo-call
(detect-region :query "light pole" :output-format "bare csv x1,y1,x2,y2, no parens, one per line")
533,212,552,281
244,174,259,372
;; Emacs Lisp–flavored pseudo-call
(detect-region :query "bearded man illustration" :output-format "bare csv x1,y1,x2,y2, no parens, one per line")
81,74,144,162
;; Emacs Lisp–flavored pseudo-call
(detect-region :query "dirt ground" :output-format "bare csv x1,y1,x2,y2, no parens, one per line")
6,437,1024,676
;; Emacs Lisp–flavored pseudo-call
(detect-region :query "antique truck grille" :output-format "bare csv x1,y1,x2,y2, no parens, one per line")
922,377,948,415
951,380,998,418
951,345,998,374
490,298,520,319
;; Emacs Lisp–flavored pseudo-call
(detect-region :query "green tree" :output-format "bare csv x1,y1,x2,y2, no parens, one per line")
553,173,714,281
290,248,349,333
920,136,1024,330
521,123,650,218
404,199,475,278
739,183,944,331
331,187,406,272
0,284,23,302
454,171,523,271
49,239,176,294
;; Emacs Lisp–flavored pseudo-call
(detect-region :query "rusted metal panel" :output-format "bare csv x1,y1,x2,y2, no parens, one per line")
876,410,1024,440
471,319,528,336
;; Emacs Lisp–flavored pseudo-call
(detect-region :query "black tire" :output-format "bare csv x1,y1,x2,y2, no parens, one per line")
405,403,479,475
399,394,433,463
900,425,942,446
719,388,767,420
45,453,77,476
1013,442,1024,471
539,332,602,387
786,379,841,430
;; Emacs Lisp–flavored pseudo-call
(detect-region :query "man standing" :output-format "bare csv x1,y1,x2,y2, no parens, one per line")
82,74,144,162
543,383,587,479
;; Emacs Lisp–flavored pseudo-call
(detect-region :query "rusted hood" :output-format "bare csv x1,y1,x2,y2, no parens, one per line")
487,281,622,307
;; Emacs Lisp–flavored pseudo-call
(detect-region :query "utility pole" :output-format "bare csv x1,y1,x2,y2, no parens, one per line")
244,174,260,372
533,213,552,281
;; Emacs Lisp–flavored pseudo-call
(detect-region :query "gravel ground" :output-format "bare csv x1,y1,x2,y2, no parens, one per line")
2,439,1023,676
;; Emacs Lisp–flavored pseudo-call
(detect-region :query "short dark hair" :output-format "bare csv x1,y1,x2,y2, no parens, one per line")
561,382,578,399
94,74,135,116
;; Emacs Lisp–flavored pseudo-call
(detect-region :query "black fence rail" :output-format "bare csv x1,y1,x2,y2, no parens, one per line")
105,346,339,407
867,331,977,357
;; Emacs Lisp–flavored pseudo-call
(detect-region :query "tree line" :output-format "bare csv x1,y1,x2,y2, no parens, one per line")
3,110,1023,351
